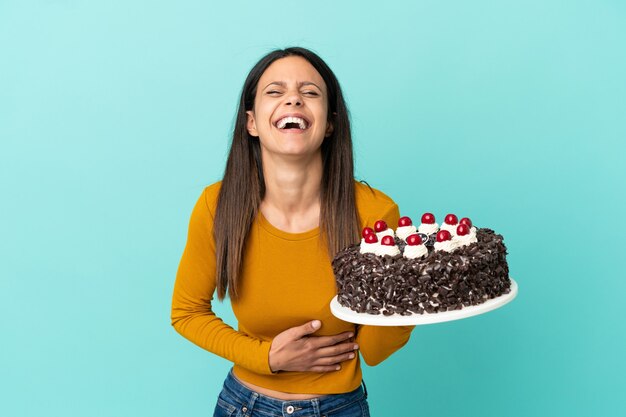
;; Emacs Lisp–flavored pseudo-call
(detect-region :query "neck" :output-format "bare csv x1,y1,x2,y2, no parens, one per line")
260,151,323,232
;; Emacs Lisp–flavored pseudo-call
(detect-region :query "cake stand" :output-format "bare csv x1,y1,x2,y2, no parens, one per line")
330,278,518,326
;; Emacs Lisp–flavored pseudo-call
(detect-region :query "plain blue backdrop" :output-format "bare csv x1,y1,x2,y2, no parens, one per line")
1,1,624,416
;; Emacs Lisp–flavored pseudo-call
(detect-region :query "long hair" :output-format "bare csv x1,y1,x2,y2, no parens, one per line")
214,47,359,301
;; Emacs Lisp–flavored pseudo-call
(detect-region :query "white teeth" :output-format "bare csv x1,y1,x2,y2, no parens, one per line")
276,116,308,129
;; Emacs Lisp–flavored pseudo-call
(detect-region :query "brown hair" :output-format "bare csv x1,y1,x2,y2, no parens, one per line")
214,47,359,301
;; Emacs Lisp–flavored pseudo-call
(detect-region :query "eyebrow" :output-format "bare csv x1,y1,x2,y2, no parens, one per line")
263,81,323,91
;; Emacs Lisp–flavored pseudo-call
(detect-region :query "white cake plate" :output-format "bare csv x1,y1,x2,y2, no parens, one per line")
330,278,518,326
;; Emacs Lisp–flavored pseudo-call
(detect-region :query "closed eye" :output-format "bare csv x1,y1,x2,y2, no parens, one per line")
266,90,319,96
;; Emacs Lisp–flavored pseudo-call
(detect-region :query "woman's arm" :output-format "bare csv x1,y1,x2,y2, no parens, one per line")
171,188,274,375
171,188,357,374
353,198,416,365
355,325,415,366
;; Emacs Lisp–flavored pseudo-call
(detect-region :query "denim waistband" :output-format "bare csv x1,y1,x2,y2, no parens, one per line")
220,369,368,416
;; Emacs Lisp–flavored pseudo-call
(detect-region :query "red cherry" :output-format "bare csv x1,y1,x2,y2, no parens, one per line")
436,230,452,242
460,217,472,228
456,224,470,236
381,235,395,246
421,213,435,224
406,234,422,246
398,216,413,227
364,233,378,244
374,220,388,233
444,214,458,225
362,227,375,238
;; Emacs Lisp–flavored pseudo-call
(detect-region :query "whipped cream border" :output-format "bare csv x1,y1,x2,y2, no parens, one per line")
396,225,417,241
376,228,395,241
434,239,457,252
452,228,478,248
439,222,458,235
417,223,439,235
376,244,400,257
403,244,428,259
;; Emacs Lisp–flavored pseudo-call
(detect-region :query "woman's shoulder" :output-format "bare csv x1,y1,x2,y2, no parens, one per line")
354,180,396,207
354,180,398,223
199,180,223,213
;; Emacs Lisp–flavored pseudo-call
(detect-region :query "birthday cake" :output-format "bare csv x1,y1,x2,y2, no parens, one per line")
332,213,511,316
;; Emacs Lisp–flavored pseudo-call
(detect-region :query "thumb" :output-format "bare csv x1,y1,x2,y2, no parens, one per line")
289,320,321,339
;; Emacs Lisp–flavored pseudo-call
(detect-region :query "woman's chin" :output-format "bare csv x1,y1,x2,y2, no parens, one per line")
280,147,321,158
260,139,324,160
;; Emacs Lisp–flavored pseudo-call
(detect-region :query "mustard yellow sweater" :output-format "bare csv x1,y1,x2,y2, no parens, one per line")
171,181,414,394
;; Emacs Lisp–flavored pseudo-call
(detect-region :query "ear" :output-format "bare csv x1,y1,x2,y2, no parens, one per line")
324,120,334,137
246,111,259,137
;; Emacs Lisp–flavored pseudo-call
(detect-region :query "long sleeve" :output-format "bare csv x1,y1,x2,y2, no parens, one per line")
170,188,274,375
356,325,414,366
355,199,416,366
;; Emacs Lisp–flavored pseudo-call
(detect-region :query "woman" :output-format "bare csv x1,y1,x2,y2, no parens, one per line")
171,47,415,417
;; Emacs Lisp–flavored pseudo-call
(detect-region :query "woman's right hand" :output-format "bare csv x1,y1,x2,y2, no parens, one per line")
268,320,358,373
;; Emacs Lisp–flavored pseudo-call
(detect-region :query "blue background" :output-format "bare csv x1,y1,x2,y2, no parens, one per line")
1,1,624,416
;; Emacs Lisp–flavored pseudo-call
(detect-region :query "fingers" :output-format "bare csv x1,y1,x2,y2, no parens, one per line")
307,349,358,372
287,320,322,340
315,341,359,359
308,365,344,373
317,349,357,365
308,337,359,371
281,321,355,348
308,331,355,349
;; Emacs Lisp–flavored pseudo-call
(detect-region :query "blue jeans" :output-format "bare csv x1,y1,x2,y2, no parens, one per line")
213,369,370,417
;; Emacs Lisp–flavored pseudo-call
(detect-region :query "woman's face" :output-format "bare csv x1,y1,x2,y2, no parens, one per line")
246,56,333,160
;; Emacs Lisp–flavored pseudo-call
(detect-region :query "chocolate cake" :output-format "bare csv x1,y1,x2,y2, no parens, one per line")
332,214,511,316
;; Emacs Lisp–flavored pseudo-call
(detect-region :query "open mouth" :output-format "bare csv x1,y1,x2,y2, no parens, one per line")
275,116,310,131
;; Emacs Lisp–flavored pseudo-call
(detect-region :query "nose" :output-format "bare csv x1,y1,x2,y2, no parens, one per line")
284,91,302,106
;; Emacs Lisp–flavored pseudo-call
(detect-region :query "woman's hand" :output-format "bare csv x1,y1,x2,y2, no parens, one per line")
268,320,358,373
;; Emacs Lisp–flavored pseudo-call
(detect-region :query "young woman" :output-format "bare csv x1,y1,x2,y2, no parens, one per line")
171,47,415,417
